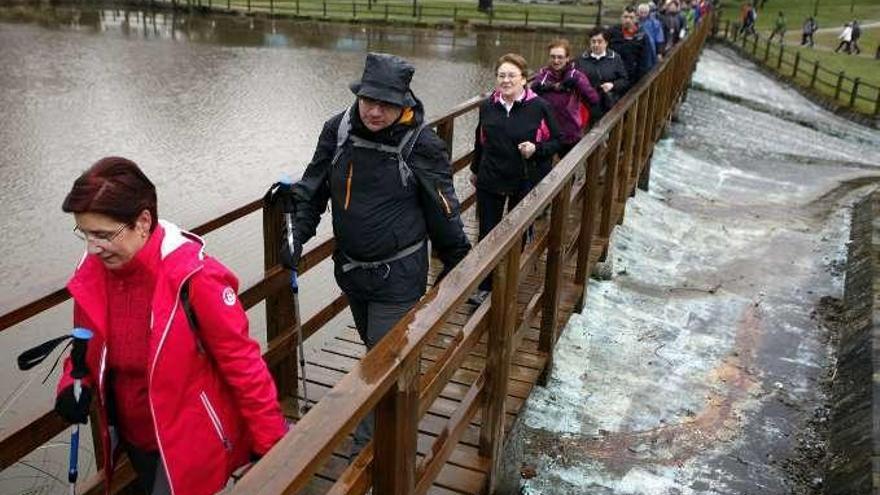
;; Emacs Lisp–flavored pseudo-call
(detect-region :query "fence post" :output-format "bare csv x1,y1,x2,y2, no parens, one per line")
874,89,880,117
723,19,730,39
373,356,419,494
810,60,819,88
792,51,800,78
262,201,298,400
412,0,416,17
776,43,784,69
270,0,273,15
575,145,605,293
480,247,522,493
763,38,771,63
595,0,602,26
834,71,845,100
524,9,528,27
560,12,565,29
453,5,457,21
227,0,230,10
385,4,388,20
538,178,572,386
751,35,759,57
323,0,327,17
849,77,860,108
352,1,356,18
247,0,250,11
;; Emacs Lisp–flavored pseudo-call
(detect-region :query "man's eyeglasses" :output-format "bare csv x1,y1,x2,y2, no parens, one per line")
73,223,127,244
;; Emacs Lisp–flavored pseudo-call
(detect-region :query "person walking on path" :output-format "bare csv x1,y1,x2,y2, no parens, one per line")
638,3,666,57
835,22,853,53
801,16,817,47
532,39,600,156
270,52,470,458
55,157,288,495
575,27,630,123
768,11,786,42
468,53,561,305
609,6,657,85
851,20,862,54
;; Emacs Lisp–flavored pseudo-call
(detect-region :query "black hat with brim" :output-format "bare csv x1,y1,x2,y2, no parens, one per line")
349,52,418,108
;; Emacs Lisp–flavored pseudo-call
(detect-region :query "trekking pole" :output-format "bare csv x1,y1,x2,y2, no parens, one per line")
68,327,93,495
279,176,310,415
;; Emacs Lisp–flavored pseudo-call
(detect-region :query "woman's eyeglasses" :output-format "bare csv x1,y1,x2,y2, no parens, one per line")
73,223,127,244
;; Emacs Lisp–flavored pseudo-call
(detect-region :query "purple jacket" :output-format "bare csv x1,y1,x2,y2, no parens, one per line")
531,63,600,144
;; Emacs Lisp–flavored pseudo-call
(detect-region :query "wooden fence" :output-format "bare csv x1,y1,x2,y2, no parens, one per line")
717,20,880,118
0,13,711,495
139,0,602,29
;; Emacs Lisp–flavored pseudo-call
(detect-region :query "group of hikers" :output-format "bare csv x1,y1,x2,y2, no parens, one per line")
43,5,703,494
738,1,867,57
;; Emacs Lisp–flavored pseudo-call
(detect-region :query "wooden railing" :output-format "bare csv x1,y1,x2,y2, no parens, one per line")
0,14,711,495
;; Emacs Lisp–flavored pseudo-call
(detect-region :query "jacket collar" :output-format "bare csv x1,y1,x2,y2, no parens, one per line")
490,85,539,106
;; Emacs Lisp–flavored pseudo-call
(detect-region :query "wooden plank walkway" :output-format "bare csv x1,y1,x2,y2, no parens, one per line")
280,189,606,494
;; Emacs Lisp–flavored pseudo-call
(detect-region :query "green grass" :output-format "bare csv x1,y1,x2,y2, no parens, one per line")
719,0,880,115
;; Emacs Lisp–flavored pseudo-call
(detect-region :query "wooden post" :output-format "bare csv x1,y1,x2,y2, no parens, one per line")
262,200,297,399
575,146,604,291
453,5,457,21
849,77,860,108
874,89,880,117
385,4,388,20
618,98,639,202
763,38,771,63
269,0,273,15
323,0,327,17
296,0,299,14
723,19,730,39
600,122,623,241
538,179,572,386
373,356,419,494
776,43,784,69
810,60,819,88
834,71,845,100
560,12,565,29
792,51,800,78
524,9,528,27
352,2,356,18
480,247,521,492
435,119,454,155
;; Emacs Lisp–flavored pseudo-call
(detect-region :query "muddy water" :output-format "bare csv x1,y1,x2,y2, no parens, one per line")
0,5,578,492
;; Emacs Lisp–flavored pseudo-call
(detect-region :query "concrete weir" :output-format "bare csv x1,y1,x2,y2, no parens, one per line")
501,46,880,494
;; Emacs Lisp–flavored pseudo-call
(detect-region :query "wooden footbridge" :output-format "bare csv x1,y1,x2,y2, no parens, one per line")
0,16,711,495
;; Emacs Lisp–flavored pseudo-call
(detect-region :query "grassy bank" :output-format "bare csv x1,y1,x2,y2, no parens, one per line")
173,0,633,29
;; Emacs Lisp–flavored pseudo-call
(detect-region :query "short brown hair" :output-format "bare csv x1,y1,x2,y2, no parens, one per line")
547,38,571,57
62,157,158,232
494,53,529,79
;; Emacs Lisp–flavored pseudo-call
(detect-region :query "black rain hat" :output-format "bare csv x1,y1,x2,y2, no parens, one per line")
349,52,417,107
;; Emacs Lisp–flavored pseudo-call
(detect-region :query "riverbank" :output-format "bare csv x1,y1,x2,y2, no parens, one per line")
0,0,627,31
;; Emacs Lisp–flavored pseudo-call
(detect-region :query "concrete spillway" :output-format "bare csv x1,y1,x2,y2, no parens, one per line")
503,45,880,495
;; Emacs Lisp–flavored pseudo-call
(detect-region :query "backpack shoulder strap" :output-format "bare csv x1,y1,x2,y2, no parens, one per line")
180,280,205,353
331,107,353,167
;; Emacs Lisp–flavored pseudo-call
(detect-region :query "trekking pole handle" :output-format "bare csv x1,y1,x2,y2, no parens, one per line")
280,174,300,295
68,327,93,488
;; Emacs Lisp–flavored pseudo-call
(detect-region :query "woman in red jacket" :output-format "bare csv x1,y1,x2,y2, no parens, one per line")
54,157,287,495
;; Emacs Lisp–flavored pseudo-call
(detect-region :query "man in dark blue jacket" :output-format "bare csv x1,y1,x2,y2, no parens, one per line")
268,52,470,458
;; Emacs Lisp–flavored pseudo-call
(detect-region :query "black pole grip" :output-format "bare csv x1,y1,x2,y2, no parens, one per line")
70,328,93,380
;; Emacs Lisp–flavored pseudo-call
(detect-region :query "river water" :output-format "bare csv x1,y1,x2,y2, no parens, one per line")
0,5,572,493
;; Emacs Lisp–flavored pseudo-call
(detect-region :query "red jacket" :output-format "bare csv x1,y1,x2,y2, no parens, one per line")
57,220,287,495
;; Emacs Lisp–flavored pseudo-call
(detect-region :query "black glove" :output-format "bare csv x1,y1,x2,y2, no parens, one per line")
264,181,297,214
55,384,92,424
280,224,303,271
560,76,577,90
532,82,551,94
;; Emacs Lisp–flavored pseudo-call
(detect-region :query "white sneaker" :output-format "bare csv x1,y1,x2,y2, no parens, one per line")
468,289,491,305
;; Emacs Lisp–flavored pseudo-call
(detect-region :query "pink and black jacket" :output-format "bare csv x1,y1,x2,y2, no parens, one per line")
531,62,600,145
471,87,562,195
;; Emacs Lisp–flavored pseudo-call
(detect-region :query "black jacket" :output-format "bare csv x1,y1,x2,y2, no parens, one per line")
471,88,561,195
292,99,470,302
574,50,629,120
608,25,654,85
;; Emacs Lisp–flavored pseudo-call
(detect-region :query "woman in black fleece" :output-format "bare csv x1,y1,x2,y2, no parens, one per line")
468,53,561,304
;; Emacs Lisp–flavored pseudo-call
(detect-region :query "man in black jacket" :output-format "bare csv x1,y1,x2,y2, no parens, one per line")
609,6,657,85
268,52,471,457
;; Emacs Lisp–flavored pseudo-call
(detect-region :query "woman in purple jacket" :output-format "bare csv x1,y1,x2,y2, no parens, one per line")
532,39,600,157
